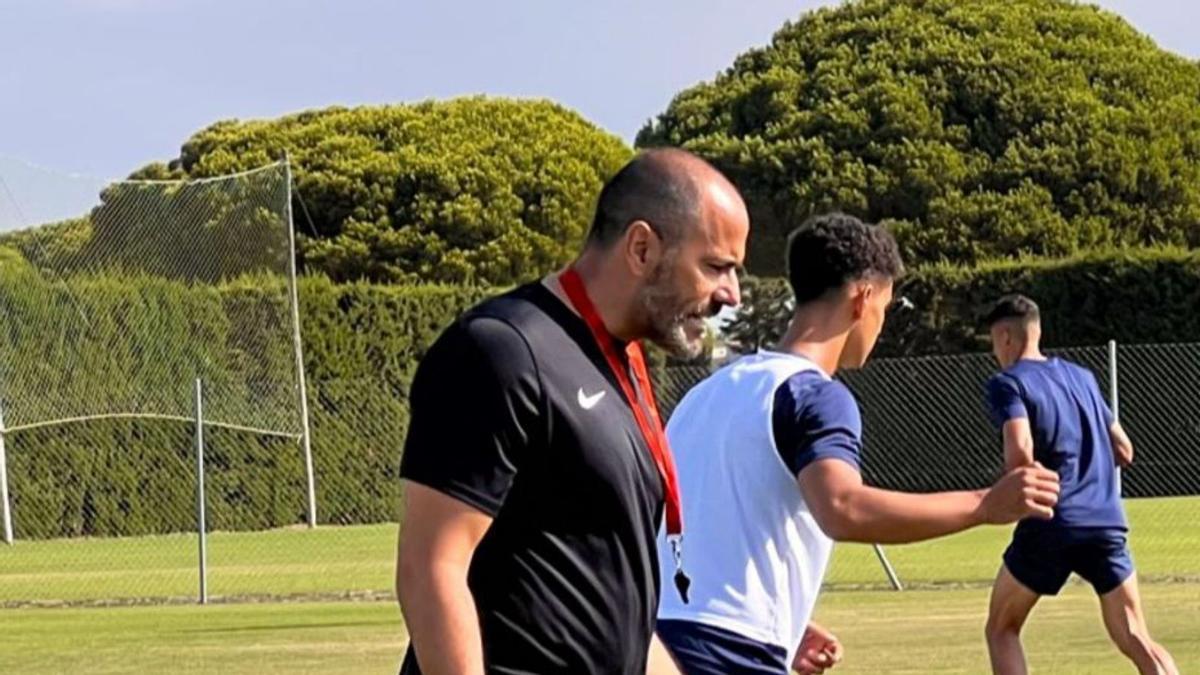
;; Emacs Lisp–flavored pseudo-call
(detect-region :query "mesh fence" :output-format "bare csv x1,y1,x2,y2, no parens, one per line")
657,344,1200,588
0,164,317,605
0,163,302,434
1115,343,1200,497
0,377,398,607
0,160,1193,603
3,343,1196,605
839,346,1110,494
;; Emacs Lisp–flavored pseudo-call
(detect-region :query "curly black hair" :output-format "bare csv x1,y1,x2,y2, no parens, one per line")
786,213,904,304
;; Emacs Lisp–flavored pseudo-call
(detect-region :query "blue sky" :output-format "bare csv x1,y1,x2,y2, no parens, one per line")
1,0,1196,183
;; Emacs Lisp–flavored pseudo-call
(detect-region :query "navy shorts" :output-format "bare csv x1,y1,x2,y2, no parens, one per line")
1003,526,1134,596
657,619,789,675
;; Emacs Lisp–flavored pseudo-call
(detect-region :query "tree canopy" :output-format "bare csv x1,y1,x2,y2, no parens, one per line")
137,97,632,285
639,0,1200,274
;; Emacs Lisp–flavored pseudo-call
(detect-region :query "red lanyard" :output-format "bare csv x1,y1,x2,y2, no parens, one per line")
559,267,683,538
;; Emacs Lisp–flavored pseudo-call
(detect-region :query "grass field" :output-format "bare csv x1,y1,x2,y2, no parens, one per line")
0,523,397,604
1,496,1196,672
1,585,1195,673
3,496,1195,605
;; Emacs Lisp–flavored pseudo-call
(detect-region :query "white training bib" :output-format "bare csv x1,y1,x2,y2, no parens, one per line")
657,351,835,663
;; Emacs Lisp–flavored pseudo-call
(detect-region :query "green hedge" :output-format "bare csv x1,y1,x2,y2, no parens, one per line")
885,246,1200,356
13,245,1198,538
3,260,491,538
298,278,493,528
725,247,1200,357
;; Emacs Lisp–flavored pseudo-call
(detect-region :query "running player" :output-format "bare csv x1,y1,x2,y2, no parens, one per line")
982,294,1178,675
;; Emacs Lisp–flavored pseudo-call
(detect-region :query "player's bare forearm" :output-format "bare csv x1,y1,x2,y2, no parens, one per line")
1110,421,1134,467
397,555,486,674
396,481,491,675
801,468,985,543
798,460,1059,544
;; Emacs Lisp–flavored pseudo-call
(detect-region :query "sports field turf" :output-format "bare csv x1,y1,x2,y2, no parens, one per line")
3,496,1195,605
1,584,1195,674
0,523,397,604
1,496,1196,672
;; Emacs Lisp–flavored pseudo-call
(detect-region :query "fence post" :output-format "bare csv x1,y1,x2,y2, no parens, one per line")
1108,339,1119,422
195,378,208,605
283,155,318,529
0,400,13,545
1108,340,1121,496
873,544,903,591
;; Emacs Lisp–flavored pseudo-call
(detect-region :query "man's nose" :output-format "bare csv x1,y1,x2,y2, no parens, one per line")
714,271,741,307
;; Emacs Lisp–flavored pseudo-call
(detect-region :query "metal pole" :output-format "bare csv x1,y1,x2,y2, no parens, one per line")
1108,339,1121,496
283,154,318,529
1108,339,1119,422
195,378,208,605
0,400,13,545
873,543,903,591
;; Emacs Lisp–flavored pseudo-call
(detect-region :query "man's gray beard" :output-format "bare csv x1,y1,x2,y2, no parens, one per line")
640,284,704,360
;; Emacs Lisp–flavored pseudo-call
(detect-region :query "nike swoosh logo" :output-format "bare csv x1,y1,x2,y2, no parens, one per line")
577,388,606,410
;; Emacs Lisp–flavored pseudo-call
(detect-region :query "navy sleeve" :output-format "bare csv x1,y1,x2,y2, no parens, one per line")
399,315,542,517
772,373,863,476
985,373,1027,429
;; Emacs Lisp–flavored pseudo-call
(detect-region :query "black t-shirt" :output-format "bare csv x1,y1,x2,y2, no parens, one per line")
399,282,665,675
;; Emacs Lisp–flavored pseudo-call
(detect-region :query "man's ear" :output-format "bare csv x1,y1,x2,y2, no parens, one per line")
850,282,873,320
622,220,661,279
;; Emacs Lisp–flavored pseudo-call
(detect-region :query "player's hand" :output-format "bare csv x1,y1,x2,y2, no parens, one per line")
793,622,843,674
1115,446,1134,468
981,462,1060,524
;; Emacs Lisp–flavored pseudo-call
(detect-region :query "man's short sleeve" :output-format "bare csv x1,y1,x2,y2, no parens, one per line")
985,373,1027,429
772,373,863,476
399,315,542,516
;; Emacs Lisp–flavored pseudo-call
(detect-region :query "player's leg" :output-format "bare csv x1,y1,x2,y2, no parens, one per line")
1097,574,1178,675
1072,529,1177,675
985,565,1041,675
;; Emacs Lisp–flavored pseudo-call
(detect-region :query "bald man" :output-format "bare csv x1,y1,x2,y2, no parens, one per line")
982,295,1178,675
396,149,748,674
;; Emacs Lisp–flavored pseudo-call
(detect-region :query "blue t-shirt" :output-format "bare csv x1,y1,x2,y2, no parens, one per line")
985,357,1126,530
772,370,863,476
